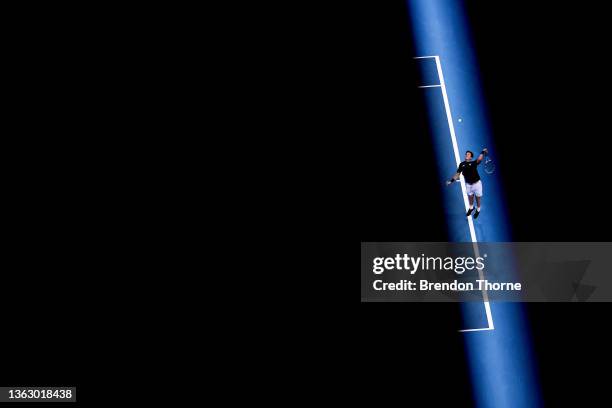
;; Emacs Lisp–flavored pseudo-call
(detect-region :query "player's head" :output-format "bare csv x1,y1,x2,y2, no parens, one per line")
465,150,474,161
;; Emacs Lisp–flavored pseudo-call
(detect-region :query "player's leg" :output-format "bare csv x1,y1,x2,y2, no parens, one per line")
473,181,483,219
466,184,475,217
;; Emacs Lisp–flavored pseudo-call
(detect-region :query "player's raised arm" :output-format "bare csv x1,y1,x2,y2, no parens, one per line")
476,148,488,164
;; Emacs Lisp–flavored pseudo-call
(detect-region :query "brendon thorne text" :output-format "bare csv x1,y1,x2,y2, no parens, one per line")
373,279,522,292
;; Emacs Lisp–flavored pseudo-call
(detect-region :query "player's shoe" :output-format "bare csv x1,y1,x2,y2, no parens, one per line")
466,208,474,217
473,209,481,219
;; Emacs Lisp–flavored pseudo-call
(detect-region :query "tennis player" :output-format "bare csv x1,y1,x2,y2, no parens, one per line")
446,148,488,218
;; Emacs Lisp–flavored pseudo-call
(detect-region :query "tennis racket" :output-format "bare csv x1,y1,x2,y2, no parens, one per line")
483,151,495,174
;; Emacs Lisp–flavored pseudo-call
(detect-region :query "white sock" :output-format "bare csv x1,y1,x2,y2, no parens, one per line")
470,205,474,210
476,207,481,212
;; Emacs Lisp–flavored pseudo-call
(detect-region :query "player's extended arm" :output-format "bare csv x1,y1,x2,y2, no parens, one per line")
476,148,488,164
446,172,461,186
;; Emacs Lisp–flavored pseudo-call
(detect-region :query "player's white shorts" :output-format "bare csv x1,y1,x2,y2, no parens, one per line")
466,180,482,197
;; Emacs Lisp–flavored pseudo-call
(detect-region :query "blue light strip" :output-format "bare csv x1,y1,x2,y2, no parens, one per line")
406,1,542,406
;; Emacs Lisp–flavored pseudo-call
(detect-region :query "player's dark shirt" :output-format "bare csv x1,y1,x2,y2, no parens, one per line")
457,160,481,184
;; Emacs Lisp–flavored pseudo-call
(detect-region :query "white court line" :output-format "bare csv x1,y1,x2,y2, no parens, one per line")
416,55,494,332
459,327,494,333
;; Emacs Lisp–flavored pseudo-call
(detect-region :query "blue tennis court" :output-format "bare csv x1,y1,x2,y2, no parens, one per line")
410,1,543,405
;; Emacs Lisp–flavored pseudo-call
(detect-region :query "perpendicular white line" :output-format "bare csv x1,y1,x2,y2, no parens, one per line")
418,84,442,88
414,55,438,59
432,55,494,332
458,327,494,333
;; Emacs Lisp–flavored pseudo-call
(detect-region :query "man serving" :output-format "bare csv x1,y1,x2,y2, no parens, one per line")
446,148,488,219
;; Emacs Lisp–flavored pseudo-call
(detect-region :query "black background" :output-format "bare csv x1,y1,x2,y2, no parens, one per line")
1,6,112,406
359,1,612,405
